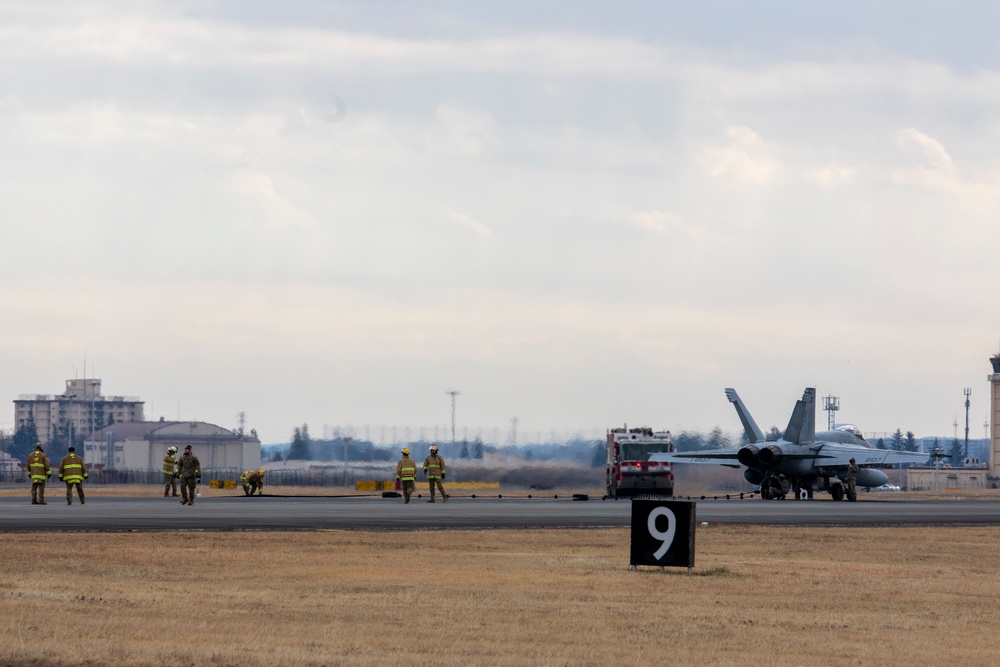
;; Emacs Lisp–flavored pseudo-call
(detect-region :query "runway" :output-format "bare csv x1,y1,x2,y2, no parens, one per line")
2,494,1000,531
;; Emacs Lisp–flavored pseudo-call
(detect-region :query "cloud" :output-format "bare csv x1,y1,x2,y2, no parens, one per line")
890,127,958,190
696,126,782,183
230,169,317,230
445,209,493,237
434,104,500,157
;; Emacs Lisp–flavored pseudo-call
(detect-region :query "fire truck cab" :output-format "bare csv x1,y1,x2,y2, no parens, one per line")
606,426,674,499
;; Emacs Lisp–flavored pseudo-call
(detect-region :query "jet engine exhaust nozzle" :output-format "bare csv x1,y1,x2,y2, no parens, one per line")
737,445,760,467
758,445,784,466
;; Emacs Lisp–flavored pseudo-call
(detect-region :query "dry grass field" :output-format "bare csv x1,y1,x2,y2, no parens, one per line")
2,524,1000,666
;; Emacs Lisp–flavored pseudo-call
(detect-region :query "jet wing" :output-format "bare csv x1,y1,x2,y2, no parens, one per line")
809,444,928,467
649,450,743,465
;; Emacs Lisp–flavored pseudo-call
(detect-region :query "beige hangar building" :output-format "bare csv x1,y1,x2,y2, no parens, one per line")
84,420,261,473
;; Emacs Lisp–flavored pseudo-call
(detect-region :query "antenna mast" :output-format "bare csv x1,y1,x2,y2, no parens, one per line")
446,390,460,444
964,387,972,460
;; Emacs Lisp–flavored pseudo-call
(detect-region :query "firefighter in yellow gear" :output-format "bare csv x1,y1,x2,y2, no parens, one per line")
58,446,88,505
241,468,265,496
422,444,448,503
395,448,417,504
27,443,52,505
163,446,179,497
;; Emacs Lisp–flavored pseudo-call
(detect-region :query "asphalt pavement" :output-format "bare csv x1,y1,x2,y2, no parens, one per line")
2,494,1000,532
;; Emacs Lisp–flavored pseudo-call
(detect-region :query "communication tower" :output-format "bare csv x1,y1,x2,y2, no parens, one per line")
989,353,1000,478
446,389,460,444
964,387,972,459
822,394,840,431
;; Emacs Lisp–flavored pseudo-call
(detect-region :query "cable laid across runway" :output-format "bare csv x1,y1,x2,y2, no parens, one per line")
2,496,1000,532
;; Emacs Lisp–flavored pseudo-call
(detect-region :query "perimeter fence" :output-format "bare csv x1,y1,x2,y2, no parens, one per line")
0,467,395,487
1,464,602,488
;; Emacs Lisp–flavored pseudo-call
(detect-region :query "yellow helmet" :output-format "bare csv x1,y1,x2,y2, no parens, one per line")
258,468,264,475
401,447,410,455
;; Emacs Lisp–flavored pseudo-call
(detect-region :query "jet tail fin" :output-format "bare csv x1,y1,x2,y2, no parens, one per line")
725,388,765,444
783,388,817,445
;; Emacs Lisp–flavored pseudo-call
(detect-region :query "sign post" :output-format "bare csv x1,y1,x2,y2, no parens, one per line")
629,499,696,573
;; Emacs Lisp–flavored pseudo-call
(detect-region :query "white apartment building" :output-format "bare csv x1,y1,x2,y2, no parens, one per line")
14,378,144,445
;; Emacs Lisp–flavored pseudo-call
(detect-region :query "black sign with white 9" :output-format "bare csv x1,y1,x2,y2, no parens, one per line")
629,499,696,570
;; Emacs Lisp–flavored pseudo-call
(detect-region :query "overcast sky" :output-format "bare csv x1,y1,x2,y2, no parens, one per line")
2,2,999,444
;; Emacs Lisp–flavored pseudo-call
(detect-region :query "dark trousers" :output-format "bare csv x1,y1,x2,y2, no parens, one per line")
31,481,47,504
65,482,85,504
401,480,415,503
181,477,198,503
428,478,447,499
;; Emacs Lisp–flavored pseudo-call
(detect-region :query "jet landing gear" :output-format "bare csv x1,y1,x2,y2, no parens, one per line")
830,483,845,501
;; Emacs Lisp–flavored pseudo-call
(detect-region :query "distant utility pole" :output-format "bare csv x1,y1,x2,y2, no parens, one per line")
446,390,460,444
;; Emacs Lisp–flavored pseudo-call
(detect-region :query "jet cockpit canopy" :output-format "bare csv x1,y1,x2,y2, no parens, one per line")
835,424,866,441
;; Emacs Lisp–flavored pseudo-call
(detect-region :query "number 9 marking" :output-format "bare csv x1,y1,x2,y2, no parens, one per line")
648,506,676,561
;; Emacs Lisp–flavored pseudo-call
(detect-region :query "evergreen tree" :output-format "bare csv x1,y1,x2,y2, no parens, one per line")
766,426,782,441
460,440,470,458
904,431,918,452
890,429,905,451
948,438,964,465
287,423,312,460
706,427,728,450
674,431,705,452
10,419,39,462
524,448,534,462
590,441,606,467
473,438,484,459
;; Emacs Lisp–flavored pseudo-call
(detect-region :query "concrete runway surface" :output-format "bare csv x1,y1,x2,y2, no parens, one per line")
2,494,1000,531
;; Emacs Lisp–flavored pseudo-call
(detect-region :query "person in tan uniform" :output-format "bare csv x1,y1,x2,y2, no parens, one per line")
163,446,179,497
176,445,201,506
58,446,88,505
422,444,448,503
846,458,859,502
27,443,52,505
241,468,265,496
395,448,417,504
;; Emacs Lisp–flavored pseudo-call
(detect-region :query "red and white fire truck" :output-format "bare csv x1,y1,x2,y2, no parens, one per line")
605,426,675,499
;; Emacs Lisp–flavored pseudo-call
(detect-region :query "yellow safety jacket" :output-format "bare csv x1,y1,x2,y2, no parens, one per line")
162,455,177,476
423,454,446,479
27,450,51,482
58,454,88,484
396,456,417,482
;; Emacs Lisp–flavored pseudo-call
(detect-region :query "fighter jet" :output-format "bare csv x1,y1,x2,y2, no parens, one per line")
649,387,927,500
